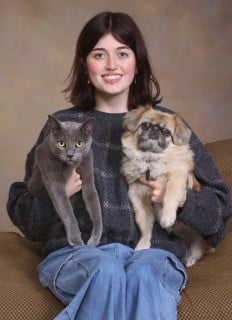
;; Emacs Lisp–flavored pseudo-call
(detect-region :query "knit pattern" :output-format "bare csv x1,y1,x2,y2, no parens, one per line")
7,105,232,259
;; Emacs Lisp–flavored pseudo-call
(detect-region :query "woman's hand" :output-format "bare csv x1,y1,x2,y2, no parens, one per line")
139,176,166,204
65,169,82,198
138,175,187,207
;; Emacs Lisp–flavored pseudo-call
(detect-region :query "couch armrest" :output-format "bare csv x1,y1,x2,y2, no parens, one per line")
205,139,232,194
179,139,232,319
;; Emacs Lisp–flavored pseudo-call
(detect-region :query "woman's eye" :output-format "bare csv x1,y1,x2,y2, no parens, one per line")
58,141,65,147
76,141,84,148
118,51,128,59
94,52,105,60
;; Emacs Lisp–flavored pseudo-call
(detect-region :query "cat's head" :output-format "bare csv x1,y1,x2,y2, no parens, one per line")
48,115,95,165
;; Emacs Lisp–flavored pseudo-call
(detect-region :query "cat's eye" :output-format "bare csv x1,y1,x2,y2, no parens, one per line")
58,141,66,147
76,141,84,148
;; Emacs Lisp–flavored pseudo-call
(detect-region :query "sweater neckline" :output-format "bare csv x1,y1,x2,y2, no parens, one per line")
92,109,127,116
86,109,127,121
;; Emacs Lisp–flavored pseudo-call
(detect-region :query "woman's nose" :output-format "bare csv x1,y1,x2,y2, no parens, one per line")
105,54,117,70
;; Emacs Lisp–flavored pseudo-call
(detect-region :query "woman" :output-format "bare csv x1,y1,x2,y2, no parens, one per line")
7,11,231,320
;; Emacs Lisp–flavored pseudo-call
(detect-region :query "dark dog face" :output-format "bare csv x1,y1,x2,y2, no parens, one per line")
137,121,172,153
123,105,191,153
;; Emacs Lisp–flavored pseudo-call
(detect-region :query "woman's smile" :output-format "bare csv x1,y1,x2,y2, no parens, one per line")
102,73,123,84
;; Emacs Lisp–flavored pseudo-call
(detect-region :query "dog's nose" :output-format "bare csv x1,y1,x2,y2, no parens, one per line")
150,125,162,138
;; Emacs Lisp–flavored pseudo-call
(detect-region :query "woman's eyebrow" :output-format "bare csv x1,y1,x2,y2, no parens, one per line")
91,48,105,51
91,46,130,51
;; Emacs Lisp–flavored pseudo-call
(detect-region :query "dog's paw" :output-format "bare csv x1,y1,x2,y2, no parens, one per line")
135,239,151,250
159,213,176,229
184,256,198,268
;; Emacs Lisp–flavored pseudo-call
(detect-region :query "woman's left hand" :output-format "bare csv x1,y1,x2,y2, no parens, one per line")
139,176,166,204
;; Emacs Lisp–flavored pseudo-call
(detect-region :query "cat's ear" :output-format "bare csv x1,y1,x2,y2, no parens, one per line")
80,118,95,136
48,115,61,130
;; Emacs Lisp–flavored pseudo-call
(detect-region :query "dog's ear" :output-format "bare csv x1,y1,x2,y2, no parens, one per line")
172,114,191,145
123,106,147,132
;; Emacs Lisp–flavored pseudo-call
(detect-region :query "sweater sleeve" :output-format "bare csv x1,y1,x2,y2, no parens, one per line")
6,125,57,241
178,131,232,248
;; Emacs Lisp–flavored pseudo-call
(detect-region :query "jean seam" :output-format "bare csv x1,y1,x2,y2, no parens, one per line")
53,257,91,300
114,243,120,260
160,258,187,303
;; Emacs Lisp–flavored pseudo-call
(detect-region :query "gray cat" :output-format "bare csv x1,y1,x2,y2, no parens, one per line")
28,115,102,247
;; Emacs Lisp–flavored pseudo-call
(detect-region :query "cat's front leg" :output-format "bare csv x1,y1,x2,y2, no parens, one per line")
44,180,84,247
82,186,103,246
80,154,103,246
66,220,84,247
57,204,84,247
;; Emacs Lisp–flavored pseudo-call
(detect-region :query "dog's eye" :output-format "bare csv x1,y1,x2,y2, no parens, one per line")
140,122,152,130
162,128,171,137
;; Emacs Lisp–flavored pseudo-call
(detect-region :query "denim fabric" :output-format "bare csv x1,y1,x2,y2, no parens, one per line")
38,244,187,320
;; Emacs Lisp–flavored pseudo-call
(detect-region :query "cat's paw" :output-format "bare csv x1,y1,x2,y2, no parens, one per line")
69,239,84,247
87,226,102,246
87,232,102,246
67,234,84,247
87,237,99,246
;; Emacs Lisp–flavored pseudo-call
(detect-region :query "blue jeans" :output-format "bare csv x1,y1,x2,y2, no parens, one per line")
38,243,187,320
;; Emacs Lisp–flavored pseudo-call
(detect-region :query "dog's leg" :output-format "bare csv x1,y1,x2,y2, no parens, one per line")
129,184,154,250
135,214,154,250
135,204,155,250
158,171,188,229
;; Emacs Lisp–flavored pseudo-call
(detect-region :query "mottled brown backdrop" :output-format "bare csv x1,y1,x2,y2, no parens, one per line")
0,0,231,230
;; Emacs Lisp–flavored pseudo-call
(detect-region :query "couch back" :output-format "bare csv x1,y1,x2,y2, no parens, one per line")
205,139,232,195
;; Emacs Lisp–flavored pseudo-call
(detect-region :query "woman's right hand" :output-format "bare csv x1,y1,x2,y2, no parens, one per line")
65,169,82,198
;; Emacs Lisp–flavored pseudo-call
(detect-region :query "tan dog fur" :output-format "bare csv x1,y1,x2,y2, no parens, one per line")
121,105,212,266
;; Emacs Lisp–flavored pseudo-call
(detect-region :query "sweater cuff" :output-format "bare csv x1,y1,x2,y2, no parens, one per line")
177,190,196,225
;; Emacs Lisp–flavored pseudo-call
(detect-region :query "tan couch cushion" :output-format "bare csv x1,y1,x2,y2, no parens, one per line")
205,139,232,192
0,232,63,319
179,219,232,319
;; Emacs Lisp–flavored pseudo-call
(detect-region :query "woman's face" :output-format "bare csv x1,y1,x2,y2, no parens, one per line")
86,33,137,101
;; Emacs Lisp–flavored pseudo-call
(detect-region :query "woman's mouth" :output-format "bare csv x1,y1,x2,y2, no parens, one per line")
102,74,122,84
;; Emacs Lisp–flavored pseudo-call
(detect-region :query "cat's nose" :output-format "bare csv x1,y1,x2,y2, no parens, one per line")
67,154,74,160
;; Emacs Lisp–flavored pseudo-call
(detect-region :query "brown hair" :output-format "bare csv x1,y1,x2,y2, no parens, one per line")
63,11,162,110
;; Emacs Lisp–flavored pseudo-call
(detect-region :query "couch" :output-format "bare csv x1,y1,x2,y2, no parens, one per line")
0,139,231,320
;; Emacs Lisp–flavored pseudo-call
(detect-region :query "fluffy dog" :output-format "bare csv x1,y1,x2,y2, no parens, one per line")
121,105,213,266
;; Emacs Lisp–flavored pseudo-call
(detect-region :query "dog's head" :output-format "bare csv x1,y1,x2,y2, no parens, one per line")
123,105,191,153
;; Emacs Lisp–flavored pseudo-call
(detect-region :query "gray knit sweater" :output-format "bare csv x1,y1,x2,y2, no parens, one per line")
7,105,232,259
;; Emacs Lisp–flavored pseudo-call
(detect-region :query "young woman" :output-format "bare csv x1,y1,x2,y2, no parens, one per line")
7,11,231,320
